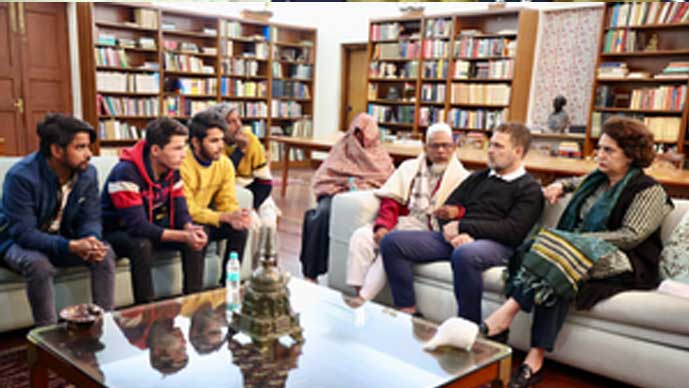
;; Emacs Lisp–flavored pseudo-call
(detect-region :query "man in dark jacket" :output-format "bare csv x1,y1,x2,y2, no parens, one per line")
380,122,545,325
0,113,115,326
102,118,208,304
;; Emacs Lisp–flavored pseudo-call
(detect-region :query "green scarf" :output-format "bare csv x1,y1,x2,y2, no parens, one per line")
509,168,640,305
558,168,640,233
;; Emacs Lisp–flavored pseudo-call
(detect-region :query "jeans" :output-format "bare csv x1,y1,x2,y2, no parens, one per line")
380,230,513,323
3,243,116,326
204,223,248,285
105,230,204,304
508,281,570,352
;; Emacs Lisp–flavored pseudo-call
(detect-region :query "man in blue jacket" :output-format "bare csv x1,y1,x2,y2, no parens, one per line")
102,117,207,304
0,114,115,326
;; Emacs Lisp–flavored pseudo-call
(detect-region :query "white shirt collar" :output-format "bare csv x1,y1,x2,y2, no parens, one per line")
489,164,527,182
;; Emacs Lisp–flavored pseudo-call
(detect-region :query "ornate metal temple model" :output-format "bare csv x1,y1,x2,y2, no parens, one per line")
230,226,303,351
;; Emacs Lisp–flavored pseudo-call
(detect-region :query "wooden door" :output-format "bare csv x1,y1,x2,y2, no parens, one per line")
340,43,368,131
0,3,25,155
18,2,72,153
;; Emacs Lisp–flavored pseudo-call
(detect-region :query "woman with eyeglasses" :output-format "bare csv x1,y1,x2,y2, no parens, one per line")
483,116,673,388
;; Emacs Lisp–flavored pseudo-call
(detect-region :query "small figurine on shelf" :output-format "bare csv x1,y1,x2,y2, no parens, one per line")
547,95,570,134
386,86,400,101
645,33,659,52
385,63,397,78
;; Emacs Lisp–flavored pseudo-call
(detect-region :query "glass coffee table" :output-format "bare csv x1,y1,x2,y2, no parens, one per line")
27,278,511,387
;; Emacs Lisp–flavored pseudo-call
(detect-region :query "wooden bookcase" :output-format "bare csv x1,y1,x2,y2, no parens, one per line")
366,8,538,142
77,2,316,158
586,2,689,160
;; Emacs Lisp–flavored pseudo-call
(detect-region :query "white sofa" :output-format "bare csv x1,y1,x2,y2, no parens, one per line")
327,190,689,388
0,156,255,332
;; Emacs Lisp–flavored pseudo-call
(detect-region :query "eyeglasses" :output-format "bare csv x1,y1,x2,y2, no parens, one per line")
428,142,454,150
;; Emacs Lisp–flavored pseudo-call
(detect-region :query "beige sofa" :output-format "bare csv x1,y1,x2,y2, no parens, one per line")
327,190,689,388
0,156,254,332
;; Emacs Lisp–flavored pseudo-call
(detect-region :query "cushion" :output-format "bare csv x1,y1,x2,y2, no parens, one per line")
660,209,689,282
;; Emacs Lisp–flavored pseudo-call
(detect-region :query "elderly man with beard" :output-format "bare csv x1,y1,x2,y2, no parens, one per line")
380,122,544,326
0,113,115,326
180,111,251,285
345,123,469,305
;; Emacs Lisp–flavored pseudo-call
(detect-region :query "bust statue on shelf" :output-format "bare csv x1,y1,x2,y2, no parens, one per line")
644,33,659,52
547,95,571,134
385,63,397,79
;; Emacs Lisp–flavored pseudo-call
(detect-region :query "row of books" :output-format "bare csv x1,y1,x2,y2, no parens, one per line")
167,78,217,95
163,53,214,73
271,63,313,79
591,112,682,142
454,59,514,79
607,2,689,27
602,30,644,53
418,107,445,127
271,100,303,118
454,37,516,58
242,120,267,138
222,58,262,77
98,120,142,141
421,84,446,103
222,21,270,40
96,72,159,93
371,23,400,41
97,95,159,117
450,84,511,106
271,80,311,99
368,104,414,125
164,97,215,117
95,48,129,68
374,42,421,60
448,108,507,130
629,85,687,111
161,23,216,36
273,46,313,63
422,40,450,59
97,35,157,51
598,61,689,80
134,8,157,29
243,102,269,117
422,60,448,79
221,79,267,98
225,40,269,60
424,19,451,38
367,83,416,101
368,61,418,78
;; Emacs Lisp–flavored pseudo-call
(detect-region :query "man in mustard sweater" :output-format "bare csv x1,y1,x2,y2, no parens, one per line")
180,111,250,285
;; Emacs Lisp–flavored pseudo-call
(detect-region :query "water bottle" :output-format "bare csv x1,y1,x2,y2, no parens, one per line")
226,251,241,316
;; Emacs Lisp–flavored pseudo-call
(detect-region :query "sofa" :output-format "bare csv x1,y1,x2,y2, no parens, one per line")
327,190,689,388
0,156,255,332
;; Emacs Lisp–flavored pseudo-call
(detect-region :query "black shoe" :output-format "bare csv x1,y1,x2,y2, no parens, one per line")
509,363,543,388
479,321,510,344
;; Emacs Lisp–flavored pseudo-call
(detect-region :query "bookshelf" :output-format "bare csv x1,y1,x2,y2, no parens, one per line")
366,8,538,142
587,2,689,160
77,3,316,160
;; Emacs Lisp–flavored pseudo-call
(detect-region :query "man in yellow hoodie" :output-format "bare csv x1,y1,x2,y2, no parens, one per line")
180,111,251,285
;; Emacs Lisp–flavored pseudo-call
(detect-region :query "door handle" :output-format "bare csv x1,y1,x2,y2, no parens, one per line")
347,105,352,112
9,3,17,33
14,98,24,114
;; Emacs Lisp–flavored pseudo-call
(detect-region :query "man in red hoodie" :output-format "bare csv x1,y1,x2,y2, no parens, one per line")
102,118,207,304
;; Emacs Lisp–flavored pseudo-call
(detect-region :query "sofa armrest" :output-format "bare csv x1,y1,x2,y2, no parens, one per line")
327,191,380,290
329,190,380,242
235,185,253,210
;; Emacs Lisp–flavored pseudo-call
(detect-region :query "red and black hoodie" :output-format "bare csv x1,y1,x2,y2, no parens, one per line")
101,140,191,242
